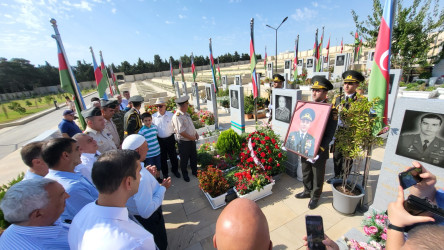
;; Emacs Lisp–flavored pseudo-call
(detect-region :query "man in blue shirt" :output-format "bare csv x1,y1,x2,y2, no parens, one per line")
42,138,98,223
58,110,82,138
20,141,48,180
0,178,70,249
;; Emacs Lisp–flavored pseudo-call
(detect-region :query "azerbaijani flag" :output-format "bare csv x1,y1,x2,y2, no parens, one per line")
316,28,324,72
340,37,343,53
313,29,318,69
293,36,299,80
217,58,222,86
353,31,360,62
100,51,113,96
90,47,108,100
250,19,258,99
264,46,267,72
179,59,185,82
368,0,397,135
357,38,363,61
55,37,86,129
170,59,175,86
209,39,218,93
191,52,196,82
326,36,330,62
109,66,120,94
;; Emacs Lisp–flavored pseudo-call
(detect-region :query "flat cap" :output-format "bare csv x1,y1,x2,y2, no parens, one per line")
272,74,285,83
100,98,118,108
300,108,315,122
342,70,365,83
311,76,333,91
128,95,144,103
63,109,75,116
175,95,189,104
81,107,102,118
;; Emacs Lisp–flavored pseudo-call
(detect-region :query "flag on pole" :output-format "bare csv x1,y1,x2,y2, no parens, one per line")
217,58,222,86
264,46,267,72
51,19,86,129
191,52,196,82
209,39,219,93
357,38,363,61
316,27,324,72
353,31,360,62
179,59,185,82
100,51,113,96
90,47,108,100
293,35,299,80
340,37,343,53
109,66,120,94
368,0,397,135
313,29,319,70
250,18,258,99
169,59,175,86
326,36,330,62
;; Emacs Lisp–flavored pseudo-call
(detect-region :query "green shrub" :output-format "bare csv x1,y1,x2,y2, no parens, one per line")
25,100,32,107
419,71,432,79
7,102,26,114
197,152,215,168
44,95,54,104
216,129,241,155
0,172,24,229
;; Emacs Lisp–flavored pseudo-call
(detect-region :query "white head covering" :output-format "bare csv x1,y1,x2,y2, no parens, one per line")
122,134,145,150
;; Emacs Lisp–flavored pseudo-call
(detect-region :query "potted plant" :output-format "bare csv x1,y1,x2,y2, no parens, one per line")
331,97,383,214
198,166,231,209
233,168,274,201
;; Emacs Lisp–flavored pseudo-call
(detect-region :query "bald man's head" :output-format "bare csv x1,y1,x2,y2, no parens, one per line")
213,198,271,250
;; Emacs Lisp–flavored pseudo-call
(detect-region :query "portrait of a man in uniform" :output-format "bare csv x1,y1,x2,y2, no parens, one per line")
396,111,444,168
285,108,316,158
230,90,239,109
206,87,212,101
275,95,291,123
285,60,290,69
298,59,303,66
336,55,345,66
307,59,313,68
235,76,240,85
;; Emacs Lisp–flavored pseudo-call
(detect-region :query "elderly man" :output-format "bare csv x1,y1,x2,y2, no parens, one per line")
213,198,272,250
20,141,48,180
68,150,156,249
43,138,98,222
295,76,338,209
101,99,120,148
115,93,125,111
0,178,70,249
72,133,100,183
58,109,82,138
122,134,171,250
121,90,130,108
152,97,181,179
172,96,199,182
82,106,117,153
124,95,144,136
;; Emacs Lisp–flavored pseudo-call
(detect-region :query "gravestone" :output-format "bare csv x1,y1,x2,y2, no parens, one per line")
272,88,303,177
323,55,330,72
306,57,316,78
333,53,350,80
222,75,228,90
181,82,188,96
318,56,324,72
192,82,200,111
174,82,181,98
256,73,262,98
267,62,274,79
234,75,242,86
366,50,375,70
387,69,402,121
284,59,292,86
371,98,444,212
229,85,245,135
297,59,304,80
205,84,219,129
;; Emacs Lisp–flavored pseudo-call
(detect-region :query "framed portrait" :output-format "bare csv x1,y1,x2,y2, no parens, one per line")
230,90,239,109
206,87,212,101
307,59,313,68
284,101,332,159
297,59,303,66
336,55,345,66
267,63,272,71
235,76,241,85
395,110,444,168
222,76,227,86
285,60,290,69
275,95,292,123
182,82,187,94
323,57,328,63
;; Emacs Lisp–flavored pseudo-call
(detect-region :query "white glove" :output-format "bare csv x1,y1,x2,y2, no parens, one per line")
307,155,319,164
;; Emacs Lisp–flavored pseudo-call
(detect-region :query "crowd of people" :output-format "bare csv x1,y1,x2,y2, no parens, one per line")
1,78,443,249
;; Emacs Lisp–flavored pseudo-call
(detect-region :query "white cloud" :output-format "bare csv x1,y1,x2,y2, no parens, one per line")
178,14,186,19
165,20,174,24
4,14,13,19
312,2,318,7
291,7,317,21
229,0,241,3
111,8,116,13
135,30,140,35
63,0,93,11
182,6,188,11
202,16,207,20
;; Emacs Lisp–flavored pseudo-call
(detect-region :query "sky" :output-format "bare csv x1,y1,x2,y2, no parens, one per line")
0,0,376,67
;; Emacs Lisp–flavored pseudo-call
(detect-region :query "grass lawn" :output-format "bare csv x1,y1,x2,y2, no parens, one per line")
0,89,96,124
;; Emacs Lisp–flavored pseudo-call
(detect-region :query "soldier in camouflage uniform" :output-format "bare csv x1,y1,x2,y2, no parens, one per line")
124,95,144,137
112,95,125,143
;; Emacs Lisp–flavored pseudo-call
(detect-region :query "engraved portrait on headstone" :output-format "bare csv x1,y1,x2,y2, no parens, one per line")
307,59,313,68
285,60,290,69
267,63,272,71
235,76,240,85
297,59,303,66
323,57,328,63
336,55,345,66
230,90,239,109
395,110,444,168
275,95,292,123
206,87,212,101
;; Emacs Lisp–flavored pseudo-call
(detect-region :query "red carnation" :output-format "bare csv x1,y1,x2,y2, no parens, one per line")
277,163,280,167
268,158,273,163
268,150,272,154
261,140,266,145
257,148,261,152
265,136,270,140
261,159,266,163
261,133,265,136
275,144,279,149
278,153,282,158
252,142,256,147
266,146,270,150
272,138,276,144
260,152,266,157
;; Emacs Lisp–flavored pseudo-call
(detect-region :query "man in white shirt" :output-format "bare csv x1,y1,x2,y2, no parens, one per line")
152,97,181,179
20,141,48,180
73,133,100,183
122,134,171,250
121,90,130,109
82,107,117,154
100,99,120,148
68,150,156,250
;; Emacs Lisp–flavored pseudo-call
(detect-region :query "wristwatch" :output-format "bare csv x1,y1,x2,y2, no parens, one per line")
387,223,405,232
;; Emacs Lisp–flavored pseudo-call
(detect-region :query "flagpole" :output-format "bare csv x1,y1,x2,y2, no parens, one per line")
50,19,85,111
251,18,258,123
100,50,114,96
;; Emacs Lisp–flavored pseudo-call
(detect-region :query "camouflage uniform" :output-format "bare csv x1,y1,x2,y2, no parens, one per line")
112,110,125,143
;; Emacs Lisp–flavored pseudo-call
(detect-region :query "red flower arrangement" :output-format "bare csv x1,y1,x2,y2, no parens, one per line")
234,168,272,195
198,166,230,198
197,110,215,125
144,104,158,114
239,127,286,176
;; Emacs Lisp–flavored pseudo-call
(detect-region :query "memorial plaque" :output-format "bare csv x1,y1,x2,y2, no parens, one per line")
387,69,402,121
229,85,245,134
205,83,219,129
267,62,274,79
306,57,316,78
333,53,350,80
181,82,188,96
174,82,181,98
205,86,212,101
222,75,228,91
192,82,200,111
323,55,329,70
372,98,444,212
284,59,292,86
297,59,304,80
234,75,242,86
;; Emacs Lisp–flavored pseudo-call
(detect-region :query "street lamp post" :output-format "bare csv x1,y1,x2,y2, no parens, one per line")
266,16,288,74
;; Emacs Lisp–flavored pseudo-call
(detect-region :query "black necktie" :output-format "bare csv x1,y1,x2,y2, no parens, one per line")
423,140,429,151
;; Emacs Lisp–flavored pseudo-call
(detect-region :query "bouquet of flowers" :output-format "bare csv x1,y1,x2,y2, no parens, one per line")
362,210,388,245
344,237,384,250
198,166,230,198
234,168,272,195
239,127,286,176
144,104,158,114
198,110,215,126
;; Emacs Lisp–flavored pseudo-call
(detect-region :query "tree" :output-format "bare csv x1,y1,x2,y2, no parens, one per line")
352,0,444,81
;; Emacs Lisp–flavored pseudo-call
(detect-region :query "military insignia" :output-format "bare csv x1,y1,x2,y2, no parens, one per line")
313,81,319,86
408,145,414,152
346,75,353,80
305,140,312,150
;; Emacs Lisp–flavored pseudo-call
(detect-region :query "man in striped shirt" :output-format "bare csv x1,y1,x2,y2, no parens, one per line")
0,178,70,249
139,112,162,182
